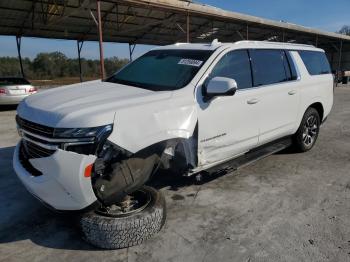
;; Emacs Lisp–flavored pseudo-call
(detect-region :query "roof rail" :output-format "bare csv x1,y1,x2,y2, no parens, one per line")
234,40,316,48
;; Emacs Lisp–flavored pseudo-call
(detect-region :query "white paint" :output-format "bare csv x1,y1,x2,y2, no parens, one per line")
13,144,97,210
13,41,334,211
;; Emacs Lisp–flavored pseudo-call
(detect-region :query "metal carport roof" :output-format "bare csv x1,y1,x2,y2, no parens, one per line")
1,0,349,78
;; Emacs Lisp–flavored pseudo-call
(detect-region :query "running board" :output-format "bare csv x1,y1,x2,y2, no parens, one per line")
205,136,293,174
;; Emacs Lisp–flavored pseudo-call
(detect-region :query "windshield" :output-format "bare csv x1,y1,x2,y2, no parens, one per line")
106,49,214,91
0,78,30,86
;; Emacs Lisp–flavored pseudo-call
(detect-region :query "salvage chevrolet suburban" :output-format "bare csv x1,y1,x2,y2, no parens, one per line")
13,40,333,249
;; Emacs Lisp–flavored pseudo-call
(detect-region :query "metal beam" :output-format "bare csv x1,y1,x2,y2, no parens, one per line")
16,36,24,78
96,0,105,79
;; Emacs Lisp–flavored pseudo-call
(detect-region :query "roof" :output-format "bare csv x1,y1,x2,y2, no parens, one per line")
0,0,349,53
156,40,323,52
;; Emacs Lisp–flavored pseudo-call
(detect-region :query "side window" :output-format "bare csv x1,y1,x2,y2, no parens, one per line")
298,51,331,75
250,49,291,86
210,50,252,89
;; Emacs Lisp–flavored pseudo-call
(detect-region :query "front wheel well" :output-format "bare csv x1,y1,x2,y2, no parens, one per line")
308,102,324,121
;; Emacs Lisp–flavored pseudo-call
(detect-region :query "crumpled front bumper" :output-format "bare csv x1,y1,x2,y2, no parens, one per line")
13,141,97,211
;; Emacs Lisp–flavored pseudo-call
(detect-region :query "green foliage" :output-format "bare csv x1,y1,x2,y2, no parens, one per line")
0,52,129,79
338,25,350,36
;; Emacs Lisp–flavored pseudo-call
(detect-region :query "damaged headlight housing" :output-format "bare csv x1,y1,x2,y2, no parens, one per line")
54,124,113,155
54,125,113,139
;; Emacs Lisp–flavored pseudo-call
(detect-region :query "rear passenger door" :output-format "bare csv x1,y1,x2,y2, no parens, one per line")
249,49,301,144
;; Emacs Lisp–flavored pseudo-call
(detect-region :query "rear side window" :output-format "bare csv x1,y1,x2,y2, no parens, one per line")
210,50,252,89
298,51,331,75
250,49,292,86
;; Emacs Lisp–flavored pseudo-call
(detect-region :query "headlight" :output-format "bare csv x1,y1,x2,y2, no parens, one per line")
54,124,113,139
55,124,113,155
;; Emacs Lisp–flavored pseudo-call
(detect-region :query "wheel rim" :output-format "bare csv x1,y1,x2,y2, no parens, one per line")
302,114,318,147
96,189,152,217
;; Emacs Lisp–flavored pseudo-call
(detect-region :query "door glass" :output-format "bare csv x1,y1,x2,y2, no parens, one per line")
250,49,290,86
210,50,253,89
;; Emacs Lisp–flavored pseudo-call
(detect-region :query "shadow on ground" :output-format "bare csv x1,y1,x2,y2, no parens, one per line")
0,143,296,251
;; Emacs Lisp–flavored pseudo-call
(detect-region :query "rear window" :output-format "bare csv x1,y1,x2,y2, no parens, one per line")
298,51,331,76
0,78,30,86
249,49,292,86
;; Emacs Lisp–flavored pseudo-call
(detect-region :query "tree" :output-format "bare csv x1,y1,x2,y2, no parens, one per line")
0,52,128,80
338,25,350,36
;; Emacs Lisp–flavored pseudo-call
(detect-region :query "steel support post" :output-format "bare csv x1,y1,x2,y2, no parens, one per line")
96,0,105,79
246,24,249,40
77,40,84,82
186,12,190,43
129,43,136,61
16,36,25,78
336,40,343,87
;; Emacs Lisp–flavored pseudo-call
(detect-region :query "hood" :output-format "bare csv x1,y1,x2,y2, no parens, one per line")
17,80,172,128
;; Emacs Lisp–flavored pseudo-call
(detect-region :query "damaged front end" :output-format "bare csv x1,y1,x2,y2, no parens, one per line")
91,129,198,206
15,115,199,210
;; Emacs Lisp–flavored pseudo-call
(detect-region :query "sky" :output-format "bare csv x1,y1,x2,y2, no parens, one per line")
0,0,348,60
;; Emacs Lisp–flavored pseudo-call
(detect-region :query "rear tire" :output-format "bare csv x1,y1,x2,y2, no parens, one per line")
80,186,166,249
293,107,320,152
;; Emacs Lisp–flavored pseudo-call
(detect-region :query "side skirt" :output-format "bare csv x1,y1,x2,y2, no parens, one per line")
189,136,293,175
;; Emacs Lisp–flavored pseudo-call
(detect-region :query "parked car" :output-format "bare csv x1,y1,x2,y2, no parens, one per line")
13,40,333,249
0,77,37,105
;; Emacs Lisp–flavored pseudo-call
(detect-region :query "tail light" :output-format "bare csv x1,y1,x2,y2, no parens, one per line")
28,87,37,93
0,88,6,95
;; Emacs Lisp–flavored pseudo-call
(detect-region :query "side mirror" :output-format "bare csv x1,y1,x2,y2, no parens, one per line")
203,77,237,101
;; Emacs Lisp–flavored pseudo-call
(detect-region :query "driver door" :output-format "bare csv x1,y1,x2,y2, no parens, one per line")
196,49,260,167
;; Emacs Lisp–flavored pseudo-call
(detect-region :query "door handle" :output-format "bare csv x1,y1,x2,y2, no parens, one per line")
247,98,260,105
288,90,297,95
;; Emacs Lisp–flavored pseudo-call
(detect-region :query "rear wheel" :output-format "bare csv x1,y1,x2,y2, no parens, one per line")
80,186,166,249
293,107,320,152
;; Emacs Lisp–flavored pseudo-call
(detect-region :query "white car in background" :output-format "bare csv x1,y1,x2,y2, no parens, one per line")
0,77,37,105
13,40,333,249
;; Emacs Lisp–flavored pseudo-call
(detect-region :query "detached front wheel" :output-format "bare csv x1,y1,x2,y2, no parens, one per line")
80,186,166,249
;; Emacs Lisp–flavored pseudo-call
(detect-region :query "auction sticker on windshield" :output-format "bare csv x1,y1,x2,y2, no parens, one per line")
178,59,203,67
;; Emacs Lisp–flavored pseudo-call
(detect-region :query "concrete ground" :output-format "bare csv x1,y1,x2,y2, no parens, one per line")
1,88,350,262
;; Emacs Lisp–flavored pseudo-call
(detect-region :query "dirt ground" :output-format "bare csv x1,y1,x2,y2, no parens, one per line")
0,88,350,262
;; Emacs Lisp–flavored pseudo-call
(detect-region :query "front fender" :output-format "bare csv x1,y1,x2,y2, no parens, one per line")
109,99,198,153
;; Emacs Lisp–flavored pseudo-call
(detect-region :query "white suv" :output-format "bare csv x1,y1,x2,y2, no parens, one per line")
13,40,333,249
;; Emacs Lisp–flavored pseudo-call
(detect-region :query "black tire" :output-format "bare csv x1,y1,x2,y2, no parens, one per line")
80,186,166,249
293,107,320,152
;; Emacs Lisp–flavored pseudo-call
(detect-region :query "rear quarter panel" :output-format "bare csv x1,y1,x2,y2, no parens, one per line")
291,51,333,132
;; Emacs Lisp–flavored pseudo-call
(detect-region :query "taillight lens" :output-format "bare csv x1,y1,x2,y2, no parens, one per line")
0,88,6,95
28,87,37,93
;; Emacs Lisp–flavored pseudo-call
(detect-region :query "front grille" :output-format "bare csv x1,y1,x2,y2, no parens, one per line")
23,140,56,159
16,116,57,160
19,142,42,176
16,115,98,163
16,115,54,138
